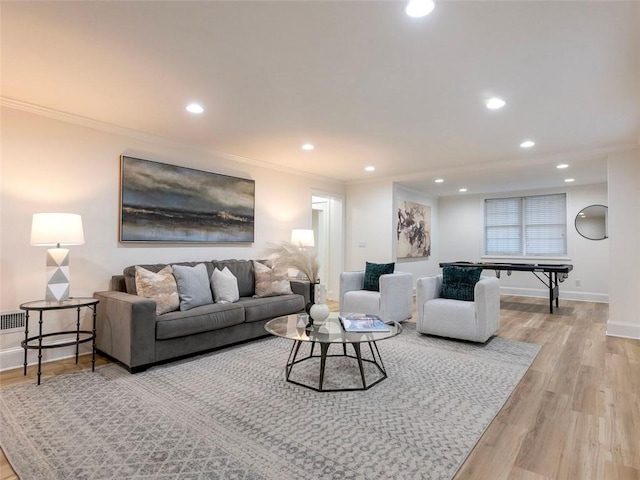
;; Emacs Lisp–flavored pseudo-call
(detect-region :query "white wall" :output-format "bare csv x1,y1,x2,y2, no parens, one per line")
343,182,439,288
344,180,394,270
437,184,609,302
606,149,640,339
394,184,440,286
0,106,344,366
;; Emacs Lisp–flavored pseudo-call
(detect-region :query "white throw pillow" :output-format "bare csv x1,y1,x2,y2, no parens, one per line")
134,265,179,315
211,267,240,304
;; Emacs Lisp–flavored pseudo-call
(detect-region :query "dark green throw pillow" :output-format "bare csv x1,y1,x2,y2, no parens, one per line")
363,261,395,291
440,265,482,301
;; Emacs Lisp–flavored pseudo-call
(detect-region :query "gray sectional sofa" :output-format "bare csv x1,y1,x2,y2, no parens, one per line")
94,259,309,372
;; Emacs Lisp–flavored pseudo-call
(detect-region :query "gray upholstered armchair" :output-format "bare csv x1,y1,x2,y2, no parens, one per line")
339,271,413,323
416,275,500,342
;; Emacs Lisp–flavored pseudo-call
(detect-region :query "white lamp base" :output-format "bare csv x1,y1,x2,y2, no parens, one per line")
45,248,70,302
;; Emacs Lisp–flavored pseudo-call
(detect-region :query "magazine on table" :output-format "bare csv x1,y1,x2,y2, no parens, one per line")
339,313,390,332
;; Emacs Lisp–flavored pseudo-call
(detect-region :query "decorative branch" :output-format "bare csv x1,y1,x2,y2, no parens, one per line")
263,241,320,283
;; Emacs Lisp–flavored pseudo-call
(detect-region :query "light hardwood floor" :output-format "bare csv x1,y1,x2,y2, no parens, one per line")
1,296,638,480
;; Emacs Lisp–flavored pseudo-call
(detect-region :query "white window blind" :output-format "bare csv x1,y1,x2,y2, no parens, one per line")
485,193,567,256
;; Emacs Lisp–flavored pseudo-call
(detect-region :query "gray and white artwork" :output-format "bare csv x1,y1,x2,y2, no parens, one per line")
397,200,431,258
120,156,254,242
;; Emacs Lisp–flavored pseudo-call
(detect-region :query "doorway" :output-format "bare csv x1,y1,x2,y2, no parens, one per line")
312,193,344,301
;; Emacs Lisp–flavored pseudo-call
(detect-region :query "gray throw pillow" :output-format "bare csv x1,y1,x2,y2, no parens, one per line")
172,263,214,311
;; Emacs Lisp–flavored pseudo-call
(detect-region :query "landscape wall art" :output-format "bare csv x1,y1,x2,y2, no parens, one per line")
397,200,431,259
120,156,255,243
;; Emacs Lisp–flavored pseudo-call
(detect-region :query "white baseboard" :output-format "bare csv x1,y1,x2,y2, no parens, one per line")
606,321,640,340
499,287,608,303
0,343,92,372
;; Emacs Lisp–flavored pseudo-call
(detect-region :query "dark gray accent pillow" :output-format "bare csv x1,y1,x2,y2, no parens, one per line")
440,265,482,301
172,263,214,311
363,262,395,291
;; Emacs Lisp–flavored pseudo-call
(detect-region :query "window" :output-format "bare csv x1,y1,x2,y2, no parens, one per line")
484,193,567,256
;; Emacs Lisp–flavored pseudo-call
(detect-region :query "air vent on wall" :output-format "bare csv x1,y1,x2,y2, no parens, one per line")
0,311,26,334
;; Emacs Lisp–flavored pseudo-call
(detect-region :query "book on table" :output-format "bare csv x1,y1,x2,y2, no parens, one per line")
339,314,390,332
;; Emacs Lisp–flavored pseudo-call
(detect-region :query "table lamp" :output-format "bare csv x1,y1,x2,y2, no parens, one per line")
31,213,85,302
290,229,315,248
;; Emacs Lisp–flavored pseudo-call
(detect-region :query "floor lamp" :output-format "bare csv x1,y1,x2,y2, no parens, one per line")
31,213,85,302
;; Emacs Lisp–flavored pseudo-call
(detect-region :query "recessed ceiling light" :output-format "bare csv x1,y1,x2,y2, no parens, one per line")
520,140,535,148
365,166,375,172
301,143,314,151
434,178,444,183
186,103,204,114
557,164,569,169
405,0,435,18
459,188,468,192
486,97,506,110
564,178,575,183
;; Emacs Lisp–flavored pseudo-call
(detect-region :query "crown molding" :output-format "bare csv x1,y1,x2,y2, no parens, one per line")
0,97,343,185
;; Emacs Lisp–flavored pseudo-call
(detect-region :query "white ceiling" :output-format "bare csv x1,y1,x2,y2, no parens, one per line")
2,1,639,197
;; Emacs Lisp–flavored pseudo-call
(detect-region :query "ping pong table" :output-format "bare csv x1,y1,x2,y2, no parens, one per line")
439,262,574,314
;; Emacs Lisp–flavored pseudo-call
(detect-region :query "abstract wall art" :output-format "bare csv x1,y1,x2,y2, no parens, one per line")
397,200,431,259
120,156,255,243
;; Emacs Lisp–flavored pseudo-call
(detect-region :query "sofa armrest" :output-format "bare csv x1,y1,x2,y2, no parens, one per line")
93,290,156,371
416,275,442,323
289,279,311,305
474,277,501,338
379,272,413,322
339,271,365,309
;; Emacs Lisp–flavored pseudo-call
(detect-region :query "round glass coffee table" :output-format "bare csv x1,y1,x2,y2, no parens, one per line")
265,313,402,392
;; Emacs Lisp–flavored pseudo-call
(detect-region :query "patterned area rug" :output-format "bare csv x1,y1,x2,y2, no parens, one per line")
0,325,540,480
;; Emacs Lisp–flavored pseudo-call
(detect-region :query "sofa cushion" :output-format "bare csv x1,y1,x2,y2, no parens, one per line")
253,260,293,297
211,267,240,304
440,265,482,301
134,265,179,315
240,294,305,323
123,261,213,295
124,263,168,295
172,263,214,311
212,260,255,297
156,303,245,340
363,261,395,291
342,290,381,316
423,297,480,339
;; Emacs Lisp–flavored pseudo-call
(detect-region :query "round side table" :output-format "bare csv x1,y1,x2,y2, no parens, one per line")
19,297,99,385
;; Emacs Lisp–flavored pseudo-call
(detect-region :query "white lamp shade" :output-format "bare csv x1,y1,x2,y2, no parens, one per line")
291,229,315,247
31,213,85,246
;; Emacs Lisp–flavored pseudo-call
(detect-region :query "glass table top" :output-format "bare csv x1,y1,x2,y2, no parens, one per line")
19,297,99,311
265,313,402,344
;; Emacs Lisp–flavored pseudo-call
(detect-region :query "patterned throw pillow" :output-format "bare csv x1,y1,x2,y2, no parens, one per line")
134,265,179,315
252,261,293,297
172,263,214,311
363,261,395,291
210,267,240,304
440,265,483,301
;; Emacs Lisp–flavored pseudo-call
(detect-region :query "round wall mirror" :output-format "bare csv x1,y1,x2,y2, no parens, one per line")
575,205,608,240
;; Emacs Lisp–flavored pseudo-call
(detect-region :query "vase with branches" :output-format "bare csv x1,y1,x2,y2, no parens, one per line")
263,241,320,309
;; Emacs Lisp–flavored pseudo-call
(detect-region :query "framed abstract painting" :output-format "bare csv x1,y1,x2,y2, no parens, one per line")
120,156,255,243
397,200,431,258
